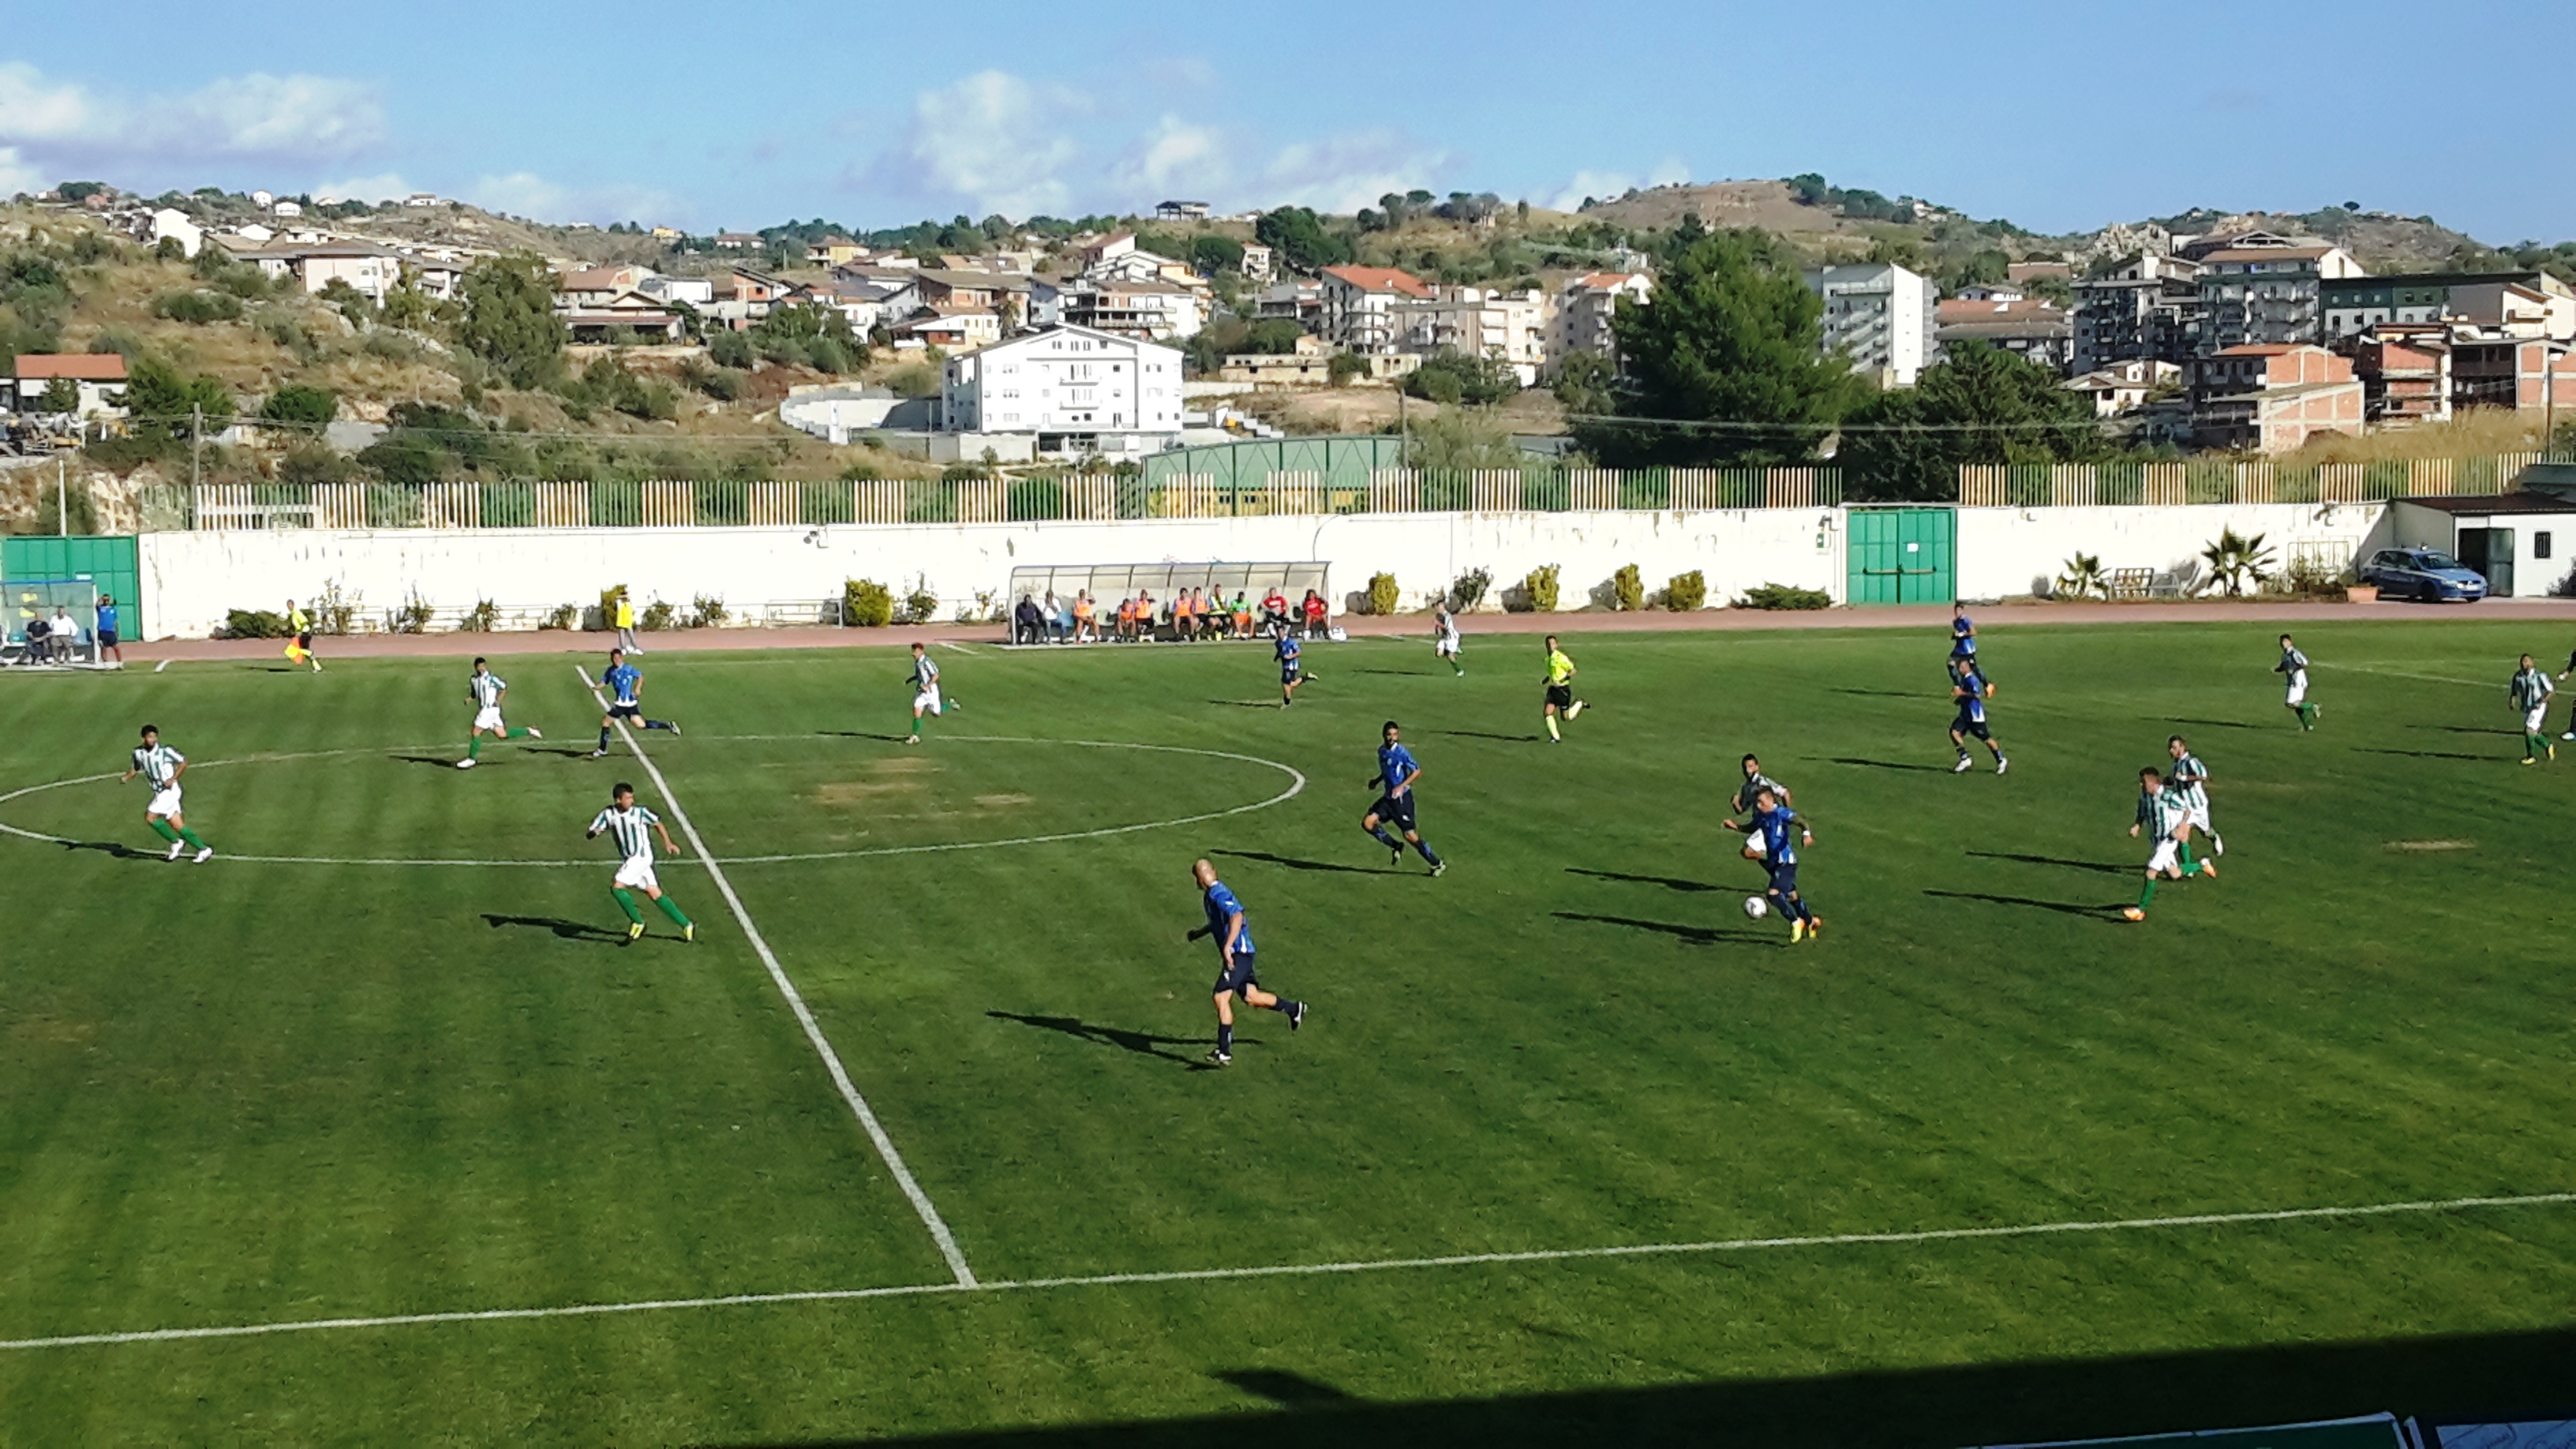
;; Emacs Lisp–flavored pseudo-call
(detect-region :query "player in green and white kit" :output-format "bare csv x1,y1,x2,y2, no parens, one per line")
2166,735,2222,856
1433,601,1463,676
2276,634,2319,730
905,641,955,744
2510,653,2555,765
587,782,693,944
2123,766,2211,921
121,724,213,862
459,656,541,769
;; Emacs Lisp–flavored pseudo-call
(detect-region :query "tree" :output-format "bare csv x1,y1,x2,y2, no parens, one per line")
1255,207,1351,271
709,328,755,369
1189,234,1244,274
1403,347,1518,406
1327,351,1370,387
456,253,567,388
260,384,339,428
1836,342,2110,502
37,376,79,413
1574,228,1861,467
120,354,234,443
1550,350,1616,419
1403,408,1522,473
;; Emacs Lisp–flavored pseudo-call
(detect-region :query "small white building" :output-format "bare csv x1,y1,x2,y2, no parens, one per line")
638,273,717,306
1807,261,1940,387
1548,271,1652,376
150,208,204,258
940,324,1185,458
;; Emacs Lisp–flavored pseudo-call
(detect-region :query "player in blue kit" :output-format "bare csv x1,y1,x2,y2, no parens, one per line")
1274,627,1307,706
590,648,680,758
1361,720,1446,874
1725,784,1819,942
1950,661,2008,774
1949,603,1978,670
1188,859,1307,1065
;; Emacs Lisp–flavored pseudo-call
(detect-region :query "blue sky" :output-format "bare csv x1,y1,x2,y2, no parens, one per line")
5,0,2569,244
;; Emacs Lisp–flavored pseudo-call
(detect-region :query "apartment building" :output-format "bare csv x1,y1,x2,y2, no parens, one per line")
1397,286,1553,384
2196,243,2365,354
2321,271,2576,343
1935,298,2074,373
1319,265,1434,354
2072,252,2204,372
2189,344,2364,452
1807,261,1940,386
1549,272,1652,374
2351,327,2454,429
940,324,1186,458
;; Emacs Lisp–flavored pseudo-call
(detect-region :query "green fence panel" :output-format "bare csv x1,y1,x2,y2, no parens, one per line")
2,534,143,636
799,479,856,525
903,480,958,523
482,481,537,528
590,481,643,527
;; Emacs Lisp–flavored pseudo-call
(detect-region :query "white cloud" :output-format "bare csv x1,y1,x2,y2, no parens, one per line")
1112,115,1230,199
1261,130,1449,214
313,171,413,204
0,62,385,176
874,69,1082,217
1548,157,1691,212
466,170,680,227
0,146,41,196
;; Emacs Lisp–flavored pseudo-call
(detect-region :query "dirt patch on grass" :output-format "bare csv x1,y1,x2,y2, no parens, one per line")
9,1014,96,1047
2386,839,2475,852
813,779,927,805
974,792,1035,808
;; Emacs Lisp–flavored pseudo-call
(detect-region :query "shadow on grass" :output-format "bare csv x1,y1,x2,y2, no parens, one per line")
1215,848,1383,877
1967,850,2133,877
1552,910,1779,949
1924,889,2118,919
57,837,153,862
2166,717,2267,731
1832,687,1927,698
391,752,465,768
1432,729,1541,744
714,1323,2576,1447
1209,699,1287,710
2413,724,2518,737
818,731,918,742
987,1011,1216,1068
1822,756,1953,773
2350,747,2491,762
481,913,628,944
1565,867,1721,893
1343,668,1432,676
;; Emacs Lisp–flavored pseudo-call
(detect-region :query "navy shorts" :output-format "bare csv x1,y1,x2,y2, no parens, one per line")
1370,793,1417,832
1767,863,1800,897
97,631,117,648
1211,952,1260,998
608,702,642,720
1545,683,1574,710
1280,664,1301,684
1953,713,1991,740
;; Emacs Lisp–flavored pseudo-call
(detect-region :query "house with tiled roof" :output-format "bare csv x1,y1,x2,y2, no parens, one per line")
9,354,130,417
1320,265,1434,354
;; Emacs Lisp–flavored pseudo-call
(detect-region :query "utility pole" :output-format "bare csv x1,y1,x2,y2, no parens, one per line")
190,403,203,490
58,457,67,537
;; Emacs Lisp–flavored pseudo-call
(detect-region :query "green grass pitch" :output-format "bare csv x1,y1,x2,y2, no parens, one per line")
2,621,2573,1445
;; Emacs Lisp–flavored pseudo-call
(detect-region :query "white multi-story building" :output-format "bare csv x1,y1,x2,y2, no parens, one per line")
1397,286,1553,384
940,324,1185,458
1807,261,1940,386
1548,271,1652,376
1320,264,1434,354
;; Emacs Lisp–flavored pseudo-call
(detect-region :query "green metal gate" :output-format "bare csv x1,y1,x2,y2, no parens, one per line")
1846,507,1955,605
2,536,144,636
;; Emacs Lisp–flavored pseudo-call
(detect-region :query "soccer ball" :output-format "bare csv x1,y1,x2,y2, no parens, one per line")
1743,896,1769,920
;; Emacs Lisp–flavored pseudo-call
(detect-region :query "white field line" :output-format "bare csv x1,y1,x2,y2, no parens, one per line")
0,740,1303,870
938,641,983,655
573,665,977,1287
2312,661,2495,688
153,659,170,672
6,1189,2568,1354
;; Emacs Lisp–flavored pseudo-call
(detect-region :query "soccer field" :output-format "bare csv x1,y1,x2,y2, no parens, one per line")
4,620,2573,1446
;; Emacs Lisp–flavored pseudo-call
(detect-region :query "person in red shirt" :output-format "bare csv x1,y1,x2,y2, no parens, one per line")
1301,590,1327,638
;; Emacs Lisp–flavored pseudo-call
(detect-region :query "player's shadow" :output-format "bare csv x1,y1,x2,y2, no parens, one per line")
1923,889,2117,919
57,837,155,862
2351,747,2489,762
1211,1368,1359,1409
1966,850,2132,877
986,1011,1213,1068
1552,911,1781,948
390,752,463,768
1214,848,1382,876
1207,699,1286,709
1344,668,1430,676
1433,729,1541,744
2411,723,2518,736
2166,717,2265,731
481,913,630,944
1822,756,1951,773
1832,687,1926,698
818,730,915,742
1565,866,1722,893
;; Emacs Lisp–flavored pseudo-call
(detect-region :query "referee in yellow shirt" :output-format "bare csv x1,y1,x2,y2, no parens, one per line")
1541,635,1586,743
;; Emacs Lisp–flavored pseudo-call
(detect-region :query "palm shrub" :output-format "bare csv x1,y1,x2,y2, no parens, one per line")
1368,571,1399,616
2198,528,2275,597
1665,570,1707,611
1516,564,1561,612
2054,552,2108,600
1612,564,1646,612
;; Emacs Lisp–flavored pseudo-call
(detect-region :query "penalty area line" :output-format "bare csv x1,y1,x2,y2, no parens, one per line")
573,666,977,1288
7,1189,2570,1353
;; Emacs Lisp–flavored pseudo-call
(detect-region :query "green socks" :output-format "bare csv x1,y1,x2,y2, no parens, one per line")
467,737,483,760
2139,878,2159,908
2179,841,2197,871
177,827,207,850
507,727,534,740
613,888,644,924
654,895,691,927
148,818,182,844
2297,704,2318,730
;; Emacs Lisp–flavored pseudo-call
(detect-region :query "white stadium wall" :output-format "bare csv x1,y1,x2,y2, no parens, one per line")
135,503,2395,638
137,508,1845,638
1955,502,2387,601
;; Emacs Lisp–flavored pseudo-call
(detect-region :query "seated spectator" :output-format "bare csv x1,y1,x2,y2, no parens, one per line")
1262,586,1290,632
1042,590,1065,642
1174,591,1196,642
23,614,51,664
48,606,79,660
1232,593,1253,637
1136,590,1156,641
1073,593,1096,642
1117,596,1139,641
1302,590,1327,638
1014,594,1044,645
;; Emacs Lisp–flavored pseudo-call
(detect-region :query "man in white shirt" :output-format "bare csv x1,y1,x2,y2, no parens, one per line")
47,607,79,661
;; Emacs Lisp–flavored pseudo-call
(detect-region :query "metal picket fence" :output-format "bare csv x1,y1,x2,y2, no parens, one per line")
1958,454,2559,508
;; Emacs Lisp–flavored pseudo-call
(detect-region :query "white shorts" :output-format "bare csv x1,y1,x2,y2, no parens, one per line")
148,786,183,818
2187,803,2211,834
2285,671,2308,705
2525,704,2550,733
2147,838,2180,874
1436,635,1460,657
914,687,942,714
474,706,505,732
1741,828,1767,858
612,855,660,892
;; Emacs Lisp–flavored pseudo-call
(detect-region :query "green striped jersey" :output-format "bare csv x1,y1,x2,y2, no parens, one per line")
2278,645,2308,673
912,654,939,688
2168,752,2209,809
2511,667,2554,710
590,803,660,858
469,672,506,709
131,743,183,788
2136,788,2188,837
